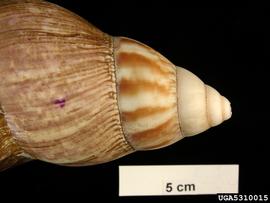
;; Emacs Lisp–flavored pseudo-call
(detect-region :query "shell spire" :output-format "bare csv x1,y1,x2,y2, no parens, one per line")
114,37,232,149
176,67,232,136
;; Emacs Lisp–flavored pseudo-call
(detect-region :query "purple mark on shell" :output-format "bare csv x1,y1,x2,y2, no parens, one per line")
54,98,66,108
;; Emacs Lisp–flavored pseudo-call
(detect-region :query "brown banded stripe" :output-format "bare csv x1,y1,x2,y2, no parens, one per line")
114,37,183,150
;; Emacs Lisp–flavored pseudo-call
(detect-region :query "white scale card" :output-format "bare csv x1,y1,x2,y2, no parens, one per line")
119,165,239,196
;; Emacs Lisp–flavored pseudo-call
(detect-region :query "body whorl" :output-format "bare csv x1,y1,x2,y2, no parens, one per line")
0,0,133,167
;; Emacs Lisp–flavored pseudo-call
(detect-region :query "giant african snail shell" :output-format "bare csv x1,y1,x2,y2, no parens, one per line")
0,0,232,171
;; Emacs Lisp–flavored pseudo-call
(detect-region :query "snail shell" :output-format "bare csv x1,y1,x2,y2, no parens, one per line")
0,0,231,171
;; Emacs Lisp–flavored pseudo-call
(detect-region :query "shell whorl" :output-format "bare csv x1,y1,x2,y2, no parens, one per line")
114,37,183,150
